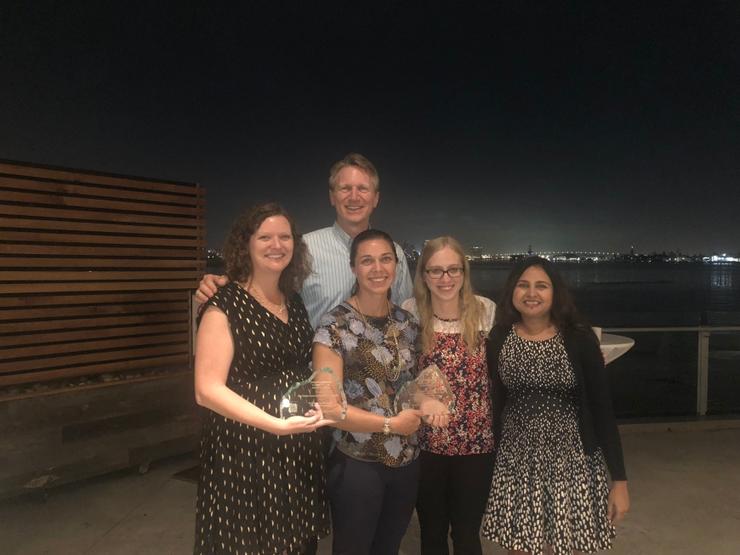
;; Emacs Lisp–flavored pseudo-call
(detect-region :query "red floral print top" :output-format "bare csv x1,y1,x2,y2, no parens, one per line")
402,296,496,455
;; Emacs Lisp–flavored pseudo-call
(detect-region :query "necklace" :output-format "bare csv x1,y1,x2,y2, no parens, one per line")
244,281,286,317
352,295,403,382
433,313,460,322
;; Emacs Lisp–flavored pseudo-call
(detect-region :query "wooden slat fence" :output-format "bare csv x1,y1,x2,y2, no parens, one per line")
0,160,205,388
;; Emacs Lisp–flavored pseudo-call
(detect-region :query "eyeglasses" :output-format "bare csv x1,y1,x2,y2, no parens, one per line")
425,267,464,279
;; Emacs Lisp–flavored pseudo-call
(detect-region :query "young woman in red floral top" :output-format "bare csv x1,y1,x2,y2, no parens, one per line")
402,236,496,555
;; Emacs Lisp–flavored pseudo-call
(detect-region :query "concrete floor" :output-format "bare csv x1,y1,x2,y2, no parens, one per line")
1,425,739,555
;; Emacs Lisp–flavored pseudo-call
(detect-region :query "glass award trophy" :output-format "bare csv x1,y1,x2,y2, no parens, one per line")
393,363,455,416
280,367,348,422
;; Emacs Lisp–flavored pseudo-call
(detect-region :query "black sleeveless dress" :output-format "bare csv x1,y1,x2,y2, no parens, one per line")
195,283,330,554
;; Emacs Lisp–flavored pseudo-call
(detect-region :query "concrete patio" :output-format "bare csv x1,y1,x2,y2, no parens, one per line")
1,422,739,555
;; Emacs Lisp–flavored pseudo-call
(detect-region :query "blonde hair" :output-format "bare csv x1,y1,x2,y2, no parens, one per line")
328,153,380,191
414,236,485,355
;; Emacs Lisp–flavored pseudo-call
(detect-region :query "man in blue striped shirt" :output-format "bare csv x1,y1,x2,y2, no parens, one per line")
196,153,413,327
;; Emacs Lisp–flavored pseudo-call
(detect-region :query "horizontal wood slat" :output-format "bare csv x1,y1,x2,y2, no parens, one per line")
0,354,190,386
2,333,187,359
0,216,203,237
1,230,204,248
0,243,202,258
0,160,204,389
0,312,188,334
0,291,188,308
0,322,190,347
0,281,198,294
0,203,203,227
0,271,201,282
0,342,189,374
0,160,200,196
0,257,206,269
0,302,187,321
0,175,202,206
0,190,202,216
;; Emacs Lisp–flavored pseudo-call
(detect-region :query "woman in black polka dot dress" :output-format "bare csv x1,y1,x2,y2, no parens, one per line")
482,257,629,555
194,203,331,554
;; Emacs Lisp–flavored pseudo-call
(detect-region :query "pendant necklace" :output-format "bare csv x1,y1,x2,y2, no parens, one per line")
352,295,403,381
245,280,287,318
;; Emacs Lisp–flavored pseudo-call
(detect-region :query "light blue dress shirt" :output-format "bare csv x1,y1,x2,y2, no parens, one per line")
300,222,414,328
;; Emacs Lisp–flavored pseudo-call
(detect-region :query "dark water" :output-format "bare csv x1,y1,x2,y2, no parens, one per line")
470,262,740,327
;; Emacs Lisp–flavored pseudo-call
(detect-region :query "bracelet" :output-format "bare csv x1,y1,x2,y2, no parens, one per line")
382,416,391,435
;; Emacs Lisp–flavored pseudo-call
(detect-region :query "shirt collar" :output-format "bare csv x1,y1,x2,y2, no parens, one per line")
331,221,353,249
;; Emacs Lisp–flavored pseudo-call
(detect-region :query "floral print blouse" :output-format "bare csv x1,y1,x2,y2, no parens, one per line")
402,296,496,456
313,302,420,467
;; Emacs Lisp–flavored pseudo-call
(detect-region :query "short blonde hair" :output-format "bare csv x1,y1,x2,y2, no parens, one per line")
413,236,484,354
328,153,379,191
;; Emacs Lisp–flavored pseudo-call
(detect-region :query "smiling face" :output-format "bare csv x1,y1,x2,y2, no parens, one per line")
423,246,464,304
329,166,379,233
248,215,294,276
512,265,554,321
351,238,397,296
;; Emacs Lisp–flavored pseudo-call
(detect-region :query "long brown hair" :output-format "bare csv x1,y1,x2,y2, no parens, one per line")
494,256,590,332
222,202,311,296
414,236,484,354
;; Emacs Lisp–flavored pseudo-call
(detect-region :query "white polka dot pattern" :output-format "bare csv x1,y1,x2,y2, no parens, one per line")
195,283,330,554
482,330,615,554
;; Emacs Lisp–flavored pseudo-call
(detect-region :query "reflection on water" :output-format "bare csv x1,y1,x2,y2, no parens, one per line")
706,267,738,324
710,266,734,289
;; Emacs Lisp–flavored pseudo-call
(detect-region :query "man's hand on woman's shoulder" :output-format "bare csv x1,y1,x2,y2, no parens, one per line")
195,274,230,304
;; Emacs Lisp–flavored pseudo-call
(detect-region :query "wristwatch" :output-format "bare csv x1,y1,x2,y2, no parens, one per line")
382,416,391,435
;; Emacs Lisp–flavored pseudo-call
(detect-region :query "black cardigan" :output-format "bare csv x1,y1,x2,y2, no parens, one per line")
487,325,627,481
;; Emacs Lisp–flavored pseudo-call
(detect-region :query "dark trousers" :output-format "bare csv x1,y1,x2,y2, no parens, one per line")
328,450,420,555
416,450,495,555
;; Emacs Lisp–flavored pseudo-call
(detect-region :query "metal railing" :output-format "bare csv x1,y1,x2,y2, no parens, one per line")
604,326,740,416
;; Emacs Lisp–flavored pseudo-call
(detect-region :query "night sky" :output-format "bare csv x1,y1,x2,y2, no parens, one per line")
1,2,738,254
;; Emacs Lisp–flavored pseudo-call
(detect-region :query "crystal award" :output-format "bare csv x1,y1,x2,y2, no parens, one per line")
280,367,348,422
393,363,455,416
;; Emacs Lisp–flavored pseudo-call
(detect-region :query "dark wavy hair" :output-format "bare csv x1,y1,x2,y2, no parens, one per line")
494,256,591,332
222,202,311,296
349,228,398,297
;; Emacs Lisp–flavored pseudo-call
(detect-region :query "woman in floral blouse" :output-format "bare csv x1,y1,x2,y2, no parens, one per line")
402,236,496,555
313,229,433,555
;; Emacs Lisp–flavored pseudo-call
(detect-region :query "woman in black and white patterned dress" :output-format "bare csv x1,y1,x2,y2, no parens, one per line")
194,203,331,554
482,257,629,555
